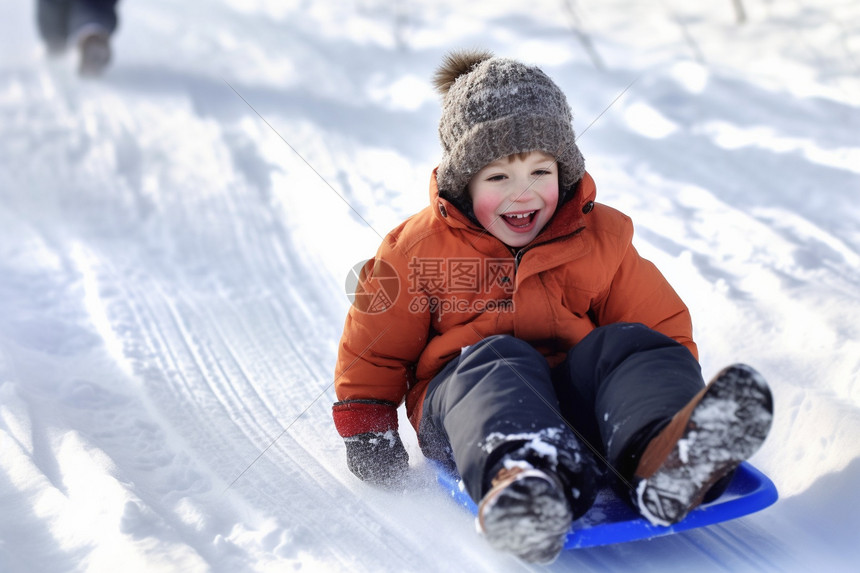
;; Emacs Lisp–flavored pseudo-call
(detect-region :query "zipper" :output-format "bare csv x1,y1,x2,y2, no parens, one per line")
511,225,586,275
513,248,526,272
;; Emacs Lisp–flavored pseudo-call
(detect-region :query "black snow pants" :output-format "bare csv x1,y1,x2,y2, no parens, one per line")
419,322,707,506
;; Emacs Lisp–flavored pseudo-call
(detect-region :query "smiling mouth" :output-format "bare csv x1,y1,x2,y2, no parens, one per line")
501,210,537,231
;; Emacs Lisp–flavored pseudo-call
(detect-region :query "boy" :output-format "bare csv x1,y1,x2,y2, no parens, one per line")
332,50,773,564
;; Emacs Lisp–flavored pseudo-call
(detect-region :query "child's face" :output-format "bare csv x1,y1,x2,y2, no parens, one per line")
467,150,560,248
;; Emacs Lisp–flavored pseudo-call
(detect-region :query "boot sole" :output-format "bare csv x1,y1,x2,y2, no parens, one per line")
634,364,773,526
479,469,573,564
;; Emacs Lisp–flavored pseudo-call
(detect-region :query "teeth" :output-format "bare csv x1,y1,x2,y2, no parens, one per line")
504,211,534,219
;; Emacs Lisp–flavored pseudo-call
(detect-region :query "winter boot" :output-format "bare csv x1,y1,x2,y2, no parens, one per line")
478,466,572,564
77,27,112,77
479,428,600,519
633,364,773,526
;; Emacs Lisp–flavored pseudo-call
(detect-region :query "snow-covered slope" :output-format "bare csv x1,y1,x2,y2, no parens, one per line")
1,1,858,571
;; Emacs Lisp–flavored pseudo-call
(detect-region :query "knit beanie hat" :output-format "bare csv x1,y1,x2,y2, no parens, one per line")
434,49,586,219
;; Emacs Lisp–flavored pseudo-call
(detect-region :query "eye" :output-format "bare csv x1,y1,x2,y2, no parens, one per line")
532,169,552,177
486,174,507,182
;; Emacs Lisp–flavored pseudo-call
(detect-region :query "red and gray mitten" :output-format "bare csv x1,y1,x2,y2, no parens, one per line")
332,399,409,486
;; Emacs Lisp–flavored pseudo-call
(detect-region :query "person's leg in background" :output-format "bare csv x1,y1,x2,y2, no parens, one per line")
36,0,72,54
69,0,119,76
36,0,119,76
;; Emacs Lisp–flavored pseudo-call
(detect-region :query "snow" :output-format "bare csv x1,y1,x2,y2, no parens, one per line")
635,480,671,529
1,0,859,571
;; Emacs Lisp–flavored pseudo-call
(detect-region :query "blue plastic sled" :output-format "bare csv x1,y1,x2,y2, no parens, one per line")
436,462,778,549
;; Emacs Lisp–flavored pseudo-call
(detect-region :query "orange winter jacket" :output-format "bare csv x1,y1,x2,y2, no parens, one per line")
335,170,696,433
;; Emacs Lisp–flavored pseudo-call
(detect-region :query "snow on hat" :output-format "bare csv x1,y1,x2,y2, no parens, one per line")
433,49,586,217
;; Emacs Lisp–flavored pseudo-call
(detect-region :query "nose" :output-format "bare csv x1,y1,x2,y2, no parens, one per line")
510,181,535,203
507,170,535,198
